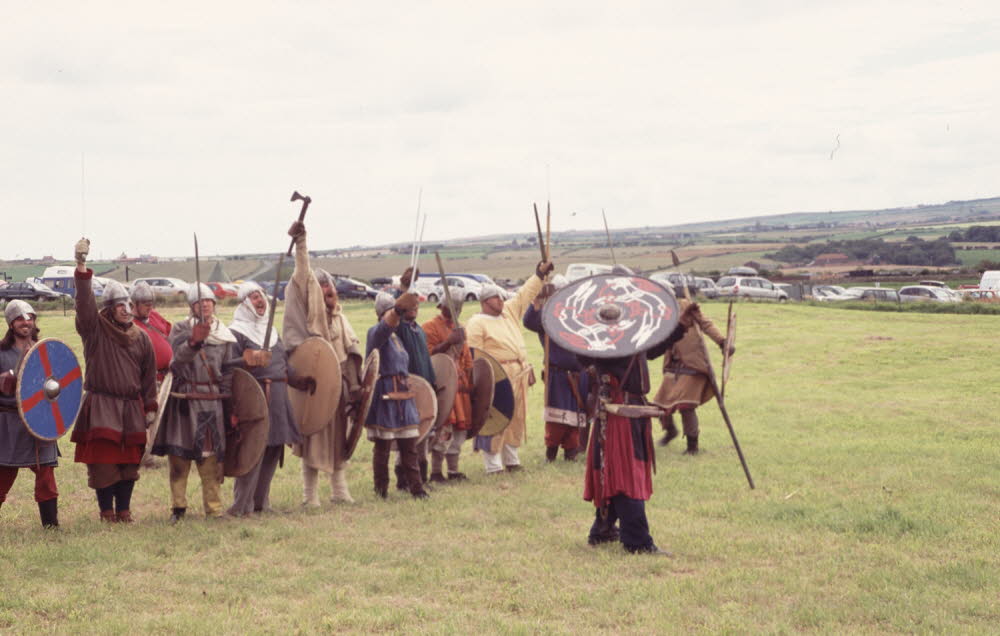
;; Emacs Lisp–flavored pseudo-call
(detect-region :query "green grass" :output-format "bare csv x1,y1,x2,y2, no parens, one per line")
2,302,999,633
955,249,1000,266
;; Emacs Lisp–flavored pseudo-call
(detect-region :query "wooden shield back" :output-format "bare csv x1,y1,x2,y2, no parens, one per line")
288,336,342,436
341,349,379,462
224,368,270,477
468,356,494,438
430,353,458,431
144,371,173,458
410,375,438,443
473,349,514,437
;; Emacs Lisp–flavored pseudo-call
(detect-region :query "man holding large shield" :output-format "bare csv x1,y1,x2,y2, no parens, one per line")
227,282,302,515
422,301,472,483
465,260,553,474
71,239,158,523
0,301,60,528
283,221,363,506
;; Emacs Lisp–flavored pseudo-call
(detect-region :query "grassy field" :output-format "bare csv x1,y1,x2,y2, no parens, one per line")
2,300,998,633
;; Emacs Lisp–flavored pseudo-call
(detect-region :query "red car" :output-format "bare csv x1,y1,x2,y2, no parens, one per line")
207,282,238,299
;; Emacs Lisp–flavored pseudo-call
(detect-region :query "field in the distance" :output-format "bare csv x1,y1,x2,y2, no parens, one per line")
1,301,998,633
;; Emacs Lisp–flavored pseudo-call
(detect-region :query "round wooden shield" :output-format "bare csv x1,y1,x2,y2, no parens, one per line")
144,371,174,458
224,368,270,477
16,338,83,441
471,349,514,437
430,353,458,431
468,357,494,438
410,375,438,443
288,336,343,436
540,274,681,359
341,349,379,462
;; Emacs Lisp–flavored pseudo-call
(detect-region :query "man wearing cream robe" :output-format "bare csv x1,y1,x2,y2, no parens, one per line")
464,259,553,474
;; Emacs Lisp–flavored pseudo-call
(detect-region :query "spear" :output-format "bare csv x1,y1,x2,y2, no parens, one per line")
671,250,755,489
193,233,203,323
602,209,616,265
533,203,547,261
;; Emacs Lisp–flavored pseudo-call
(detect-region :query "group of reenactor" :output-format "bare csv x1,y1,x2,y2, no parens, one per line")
0,223,737,557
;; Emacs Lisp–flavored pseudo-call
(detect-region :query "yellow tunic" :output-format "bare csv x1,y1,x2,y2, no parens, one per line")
465,275,543,454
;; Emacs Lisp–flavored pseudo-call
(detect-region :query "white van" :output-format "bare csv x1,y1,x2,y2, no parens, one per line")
565,263,613,281
979,270,1000,290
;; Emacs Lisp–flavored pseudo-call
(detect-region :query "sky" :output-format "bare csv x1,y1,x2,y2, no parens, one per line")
3,1,1000,260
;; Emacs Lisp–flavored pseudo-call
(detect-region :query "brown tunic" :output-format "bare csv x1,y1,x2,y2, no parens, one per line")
651,299,726,411
70,269,157,471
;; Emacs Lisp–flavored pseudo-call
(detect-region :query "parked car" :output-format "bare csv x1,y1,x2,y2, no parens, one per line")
0,281,64,302
258,280,289,301
715,276,788,301
693,277,720,299
727,266,758,276
811,285,847,301
131,277,189,299
334,276,377,300
956,287,1000,301
837,287,900,302
206,282,238,299
649,270,696,297
426,276,480,304
565,263,613,281
898,285,961,303
979,270,1000,290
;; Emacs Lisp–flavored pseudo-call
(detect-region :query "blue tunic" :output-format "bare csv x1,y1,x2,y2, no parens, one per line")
0,345,59,467
523,304,590,414
395,320,436,385
365,319,419,438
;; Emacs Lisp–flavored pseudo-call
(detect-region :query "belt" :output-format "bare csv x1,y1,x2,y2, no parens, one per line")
381,375,413,401
0,405,17,413
170,392,231,400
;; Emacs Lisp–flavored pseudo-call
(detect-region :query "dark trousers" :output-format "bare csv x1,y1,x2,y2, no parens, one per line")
374,437,424,495
0,465,58,503
589,494,655,552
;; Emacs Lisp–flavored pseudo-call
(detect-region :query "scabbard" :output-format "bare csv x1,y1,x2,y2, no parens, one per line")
601,401,667,419
381,391,415,400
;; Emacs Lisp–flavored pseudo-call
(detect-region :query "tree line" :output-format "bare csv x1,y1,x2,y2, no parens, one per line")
947,225,1000,242
765,237,957,266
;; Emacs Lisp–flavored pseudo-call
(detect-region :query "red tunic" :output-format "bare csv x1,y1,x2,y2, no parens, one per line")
583,377,653,506
134,311,173,381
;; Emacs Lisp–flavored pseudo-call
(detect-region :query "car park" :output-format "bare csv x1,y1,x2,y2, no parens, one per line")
811,285,848,301
0,281,64,302
693,277,720,299
898,285,961,303
715,276,788,301
837,287,900,302
334,276,377,300
956,288,1000,301
131,277,189,299
649,270,696,297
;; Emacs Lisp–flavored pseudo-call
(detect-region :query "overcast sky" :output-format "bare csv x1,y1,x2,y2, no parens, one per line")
3,2,999,260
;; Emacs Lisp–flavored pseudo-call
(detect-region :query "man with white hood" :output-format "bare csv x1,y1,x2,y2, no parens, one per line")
71,238,158,522
226,281,302,516
152,280,236,521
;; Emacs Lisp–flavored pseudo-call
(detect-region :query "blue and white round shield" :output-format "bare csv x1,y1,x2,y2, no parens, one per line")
16,338,83,440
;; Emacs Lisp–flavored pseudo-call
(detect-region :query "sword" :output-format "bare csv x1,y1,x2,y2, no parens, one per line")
671,250,755,489
533,203,547,262
434,252,460,325
193,233,203,323
602,209,616,265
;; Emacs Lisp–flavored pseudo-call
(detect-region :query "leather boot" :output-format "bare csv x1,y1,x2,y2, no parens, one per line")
38,498,59,528
684,435,699,455
429,472,447,484
659,415,679,446
100,509,117,523
418,459,429,485
394,464,408,491
169,507,186,524
115,510,134,523
564,447,579,461
545,446,558,462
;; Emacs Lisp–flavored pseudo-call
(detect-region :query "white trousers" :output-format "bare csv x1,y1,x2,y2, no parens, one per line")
482,443,520,474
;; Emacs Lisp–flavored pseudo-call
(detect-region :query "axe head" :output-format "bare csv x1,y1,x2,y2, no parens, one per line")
290,191,311,204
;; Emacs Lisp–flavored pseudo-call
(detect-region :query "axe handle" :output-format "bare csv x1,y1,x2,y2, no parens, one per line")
286,195,311,257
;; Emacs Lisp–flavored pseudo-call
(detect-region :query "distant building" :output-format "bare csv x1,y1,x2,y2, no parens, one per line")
809,253,852,267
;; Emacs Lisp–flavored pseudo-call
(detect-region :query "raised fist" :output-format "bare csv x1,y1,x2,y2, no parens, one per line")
678,302,701,328
288,221,306,241
536,260,554,279
75,238,91,265
394,292,420,313
191,321,211,344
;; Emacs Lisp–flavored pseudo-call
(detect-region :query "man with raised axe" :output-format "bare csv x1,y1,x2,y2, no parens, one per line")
71,238,158,523
0,301,60,528
130,280,173,468
523,273,590,462
226,281,302,516
652,292,733,454
365,292,428,499
422,298,472,483
152,275,237,522
465,257,554,474
283,220,364,506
